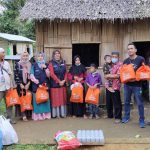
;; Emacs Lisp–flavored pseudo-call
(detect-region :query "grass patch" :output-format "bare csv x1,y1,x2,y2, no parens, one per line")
3,145,57,150
0,99,6,116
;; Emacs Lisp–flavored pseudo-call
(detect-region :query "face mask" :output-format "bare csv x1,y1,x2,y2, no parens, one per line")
75,63,81,66
112,58,118,64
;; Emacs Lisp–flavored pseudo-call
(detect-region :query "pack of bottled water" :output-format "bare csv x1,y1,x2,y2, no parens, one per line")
76,130,105,145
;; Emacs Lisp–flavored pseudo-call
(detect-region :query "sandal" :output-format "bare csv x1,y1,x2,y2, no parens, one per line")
23,116,28,122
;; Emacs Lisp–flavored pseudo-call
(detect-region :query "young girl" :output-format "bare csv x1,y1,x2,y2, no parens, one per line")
68,55,87,118
30,52,51,121
14,51,31,121
86,63,102,119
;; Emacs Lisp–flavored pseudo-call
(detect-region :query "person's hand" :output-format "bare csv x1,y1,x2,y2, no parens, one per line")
25,83,30,90
41,64,47,69
20,83,24,89
59,80,65,86
89,85,95,89
45,68,50,77
105,74,111,79
93,84,97,88
91,86,96,89
35,79,39,84
129,79,136,82
59,81,63,86
77,78,83,82
74,76,78,80
39,84,42,88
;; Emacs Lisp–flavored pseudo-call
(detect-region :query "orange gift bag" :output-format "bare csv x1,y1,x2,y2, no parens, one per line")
120,64,136,83
136,63,150,81
70,84,83,103
6,89,20,107
36,85,49,104
85,88,100,105
20,91,33,112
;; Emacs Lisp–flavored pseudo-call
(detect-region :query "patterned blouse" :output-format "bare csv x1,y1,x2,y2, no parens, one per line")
111,61,123,90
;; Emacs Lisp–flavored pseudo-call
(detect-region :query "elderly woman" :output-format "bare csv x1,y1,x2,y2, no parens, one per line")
68,55,87,118
48,50,67,118
30,52,51,121
14,50,31,121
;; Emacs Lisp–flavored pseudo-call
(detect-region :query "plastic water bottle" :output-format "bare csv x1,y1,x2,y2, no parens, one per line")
86,130,90,143
77,130,82,142
95,130,100,143
77,130,105,145
90,130,95,142
81,130,86,143
98,130,105,144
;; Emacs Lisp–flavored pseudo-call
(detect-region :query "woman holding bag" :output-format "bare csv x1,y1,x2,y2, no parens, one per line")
48,50,67,118
30,52,51,121
14,50,31,121
68,55,87,118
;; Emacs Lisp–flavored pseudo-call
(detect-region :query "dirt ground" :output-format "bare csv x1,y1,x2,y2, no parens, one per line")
12,103,150,149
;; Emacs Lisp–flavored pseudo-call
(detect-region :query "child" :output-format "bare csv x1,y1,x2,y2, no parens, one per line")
86,63,102,119
103,55,114,92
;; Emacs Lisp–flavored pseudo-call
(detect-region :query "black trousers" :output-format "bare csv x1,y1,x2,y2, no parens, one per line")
106,89,122,119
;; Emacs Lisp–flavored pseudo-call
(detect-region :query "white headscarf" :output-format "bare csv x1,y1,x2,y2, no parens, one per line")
0,48,4,53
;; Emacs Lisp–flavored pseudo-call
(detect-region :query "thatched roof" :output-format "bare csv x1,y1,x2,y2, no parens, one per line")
20,0,150,21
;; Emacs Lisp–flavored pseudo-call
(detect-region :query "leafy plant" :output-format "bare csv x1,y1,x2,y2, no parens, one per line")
0,0,35,40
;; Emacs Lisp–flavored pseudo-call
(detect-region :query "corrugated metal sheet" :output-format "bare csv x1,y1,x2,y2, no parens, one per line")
0,33,35,43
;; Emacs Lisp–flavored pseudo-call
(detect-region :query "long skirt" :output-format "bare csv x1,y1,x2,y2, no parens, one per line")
32,93,51,121
50,87,67,118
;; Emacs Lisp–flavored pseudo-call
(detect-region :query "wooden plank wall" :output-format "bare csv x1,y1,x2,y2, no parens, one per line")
36,19,150,65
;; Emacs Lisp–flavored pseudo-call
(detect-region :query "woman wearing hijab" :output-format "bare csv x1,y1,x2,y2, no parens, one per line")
14,50,31,121
68,55,87,118
30,52,51,121
48,50,67,118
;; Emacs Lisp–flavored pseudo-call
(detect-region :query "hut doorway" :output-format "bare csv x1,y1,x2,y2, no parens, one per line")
134,42,150,101
72,43,100,67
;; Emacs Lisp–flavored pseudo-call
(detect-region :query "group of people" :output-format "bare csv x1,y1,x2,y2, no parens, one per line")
0,42,147,128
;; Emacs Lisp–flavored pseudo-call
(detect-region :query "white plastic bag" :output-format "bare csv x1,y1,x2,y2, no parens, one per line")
0,116,18,145
70,82,83,90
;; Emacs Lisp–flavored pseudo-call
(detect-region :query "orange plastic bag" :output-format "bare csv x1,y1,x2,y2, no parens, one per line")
120,64,136,83
85,88,100,105
136,63,150,81
70,85,83,103
6,89,20,107
20,91,33,112
36,85,49,104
